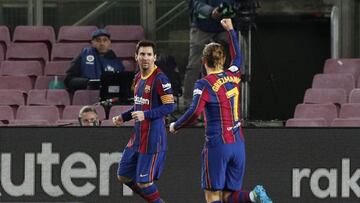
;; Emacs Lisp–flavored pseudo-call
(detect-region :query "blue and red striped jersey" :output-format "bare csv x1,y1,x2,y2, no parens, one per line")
121,66,175,153
174,29,243,148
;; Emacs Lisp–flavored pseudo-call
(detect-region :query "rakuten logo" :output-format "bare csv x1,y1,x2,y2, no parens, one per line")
292,158,360,198
0,143,132,197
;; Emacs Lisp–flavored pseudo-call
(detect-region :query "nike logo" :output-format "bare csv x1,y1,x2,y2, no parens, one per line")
139,174,148,178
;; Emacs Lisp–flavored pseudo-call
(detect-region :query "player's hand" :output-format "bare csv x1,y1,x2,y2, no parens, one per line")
220,18,233,31
169,122,177,134
131,111,145,122
112,115,124,126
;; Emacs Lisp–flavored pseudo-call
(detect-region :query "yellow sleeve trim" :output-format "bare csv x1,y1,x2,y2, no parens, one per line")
161,94,174,104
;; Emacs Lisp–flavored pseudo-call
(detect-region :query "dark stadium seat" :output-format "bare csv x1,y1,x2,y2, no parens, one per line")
51,43,88,61
27,89,70,106
62,105,105,120
349,89,360,103
312,73,355,95
293,103,338,125
72,90,100,105
111,43,137,59
34,75,65,89
0,89,26,106
323,58,360,81
331,118,360,127
109,105,134,126
1,61,43,76
0,76,33,92
44,61,70,76
285,118,328,127
6,43,49,64
104,25,144,42
339,103,360,118
57,26,97,43
16,105,60,124
0,105,14,123
303,88,347,105
0,26,10,61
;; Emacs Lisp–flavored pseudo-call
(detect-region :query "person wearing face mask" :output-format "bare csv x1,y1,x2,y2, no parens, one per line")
64,29,125,92
78,105,100,126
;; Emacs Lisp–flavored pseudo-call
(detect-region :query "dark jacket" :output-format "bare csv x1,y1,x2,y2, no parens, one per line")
189,0,234,33
64,47,124,92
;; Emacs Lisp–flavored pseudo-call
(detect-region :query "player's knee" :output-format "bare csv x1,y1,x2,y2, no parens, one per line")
117,176,131,184
137,182,153,188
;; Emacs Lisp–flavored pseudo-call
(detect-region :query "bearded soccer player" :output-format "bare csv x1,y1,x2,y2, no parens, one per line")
170,19,272,203
113,40,175,203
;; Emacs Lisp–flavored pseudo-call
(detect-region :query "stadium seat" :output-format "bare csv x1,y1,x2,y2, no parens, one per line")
101,119,115,126
0,76,33,92
57,26,97,43
16,105,60,124
1,61,43,76
27,89,70,106
339,103,360,118
331,118,360,127
54,119,80,126
0,105,14,124
9,119,51,126
34,75,65,89
349,89,360,103
303,88,347,105
323,58,360,81
62,105,105,120
293,103,338,125
0,89,26,106
72,90,100,105
6,43,49,64
109,105,134,126
104,25,144,42
285,118,328,127
111,43,137,59
44,61,70,76
122,59,137,72
312,73,355,95
51,43,88,61
0,26,10,61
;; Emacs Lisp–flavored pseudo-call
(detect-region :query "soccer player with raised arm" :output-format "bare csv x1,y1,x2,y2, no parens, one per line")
113,40,175,203
170,19,272,203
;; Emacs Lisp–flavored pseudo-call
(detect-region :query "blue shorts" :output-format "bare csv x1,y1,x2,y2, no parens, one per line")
201,141,246,191
117,147,166,183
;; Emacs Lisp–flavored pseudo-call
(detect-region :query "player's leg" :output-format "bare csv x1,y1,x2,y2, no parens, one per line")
136,151,166,203
204,190,222,203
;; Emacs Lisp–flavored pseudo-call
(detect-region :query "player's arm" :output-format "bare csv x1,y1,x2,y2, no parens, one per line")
171,81,208,132
221,18,242,73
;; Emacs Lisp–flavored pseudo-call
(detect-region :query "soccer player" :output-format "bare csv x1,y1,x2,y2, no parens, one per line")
112,40,175,203
169,19,272,203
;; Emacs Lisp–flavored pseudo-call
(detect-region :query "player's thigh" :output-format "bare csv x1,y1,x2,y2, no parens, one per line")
201,147,227,190
225,142,246,191
136,151,166,183
117,148,138,180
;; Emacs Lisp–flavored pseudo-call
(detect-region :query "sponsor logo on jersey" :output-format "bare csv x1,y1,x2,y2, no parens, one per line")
193,88,203,96
105,65,115,72
212,76,241,92
134,96,150,105
144,85,151,93
162,83,172,91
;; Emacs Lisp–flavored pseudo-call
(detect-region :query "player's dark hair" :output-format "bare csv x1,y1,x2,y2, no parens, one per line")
202,42,225,68
136,40,156,54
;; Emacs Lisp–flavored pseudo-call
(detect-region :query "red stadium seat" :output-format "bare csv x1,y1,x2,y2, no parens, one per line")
312,73,355,95
6,43,49,64
101,119,115,126
349,89,360,103
0,76,33,92
122,59,137,72
16,105,60,124
9,119,51,126
27,89,70,106
57,26,97,43
105,25,144,42
303,88,347,105
293,103,338,125
72,90,100,105
44,61,70,76
111,43,137,59
331,118,360,127
51,43,88,61
1,61,43,76
285,118,328,127
0,89,26,106
109,105,134,126
62,105,105,120
0,105,14,124
323,58,360,81
55,119,80,126
0,26,10,61
339,103,360,118
34,76,65,89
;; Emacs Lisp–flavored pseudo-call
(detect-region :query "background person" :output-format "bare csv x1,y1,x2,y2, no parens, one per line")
78,105,100,126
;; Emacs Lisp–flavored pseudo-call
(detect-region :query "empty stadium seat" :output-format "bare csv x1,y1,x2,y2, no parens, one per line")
339,103,360,118
111,43,137,59
27,89,70,106
51,43,88,61
34,76,65,89
122,59,137,72
285,118,328,127
109,105,134,126
0,89,26,106
62,105,105,120
72,90,100,105
9,120,51,126
101,119,115,126
0,76,33,92
54,119,80,126
0,106,14,124
6,43,49,64
312,73,355,95
293,103,338,125
0,26,10,61
104,25,144,42
349,89,360,103
44,61,70,76
1,61,43,76
16,105,60,124
57,26,97,43
331,118,360,127
323,58,360,80
303,88,347,105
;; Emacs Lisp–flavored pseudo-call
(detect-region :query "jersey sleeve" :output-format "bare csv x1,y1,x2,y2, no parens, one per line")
227,29,242,76
174,80,209,130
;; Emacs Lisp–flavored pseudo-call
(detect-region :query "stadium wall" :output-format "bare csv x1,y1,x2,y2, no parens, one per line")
0,127,359,202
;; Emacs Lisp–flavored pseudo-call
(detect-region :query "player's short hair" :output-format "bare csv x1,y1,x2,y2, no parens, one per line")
202,42,225,68
136,40,156,54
